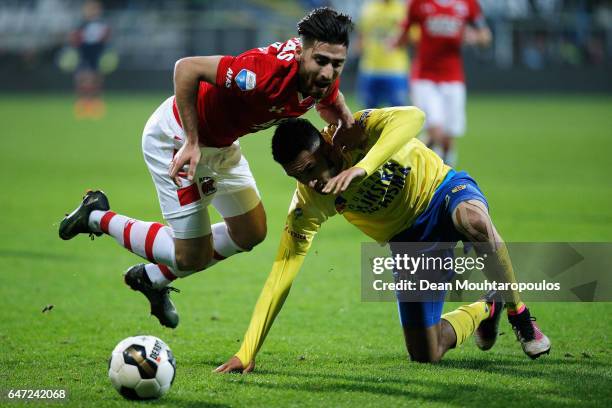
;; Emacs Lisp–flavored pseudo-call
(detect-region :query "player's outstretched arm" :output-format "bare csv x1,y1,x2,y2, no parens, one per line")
170,56,222,186
224,235,308,372
216,189,331,373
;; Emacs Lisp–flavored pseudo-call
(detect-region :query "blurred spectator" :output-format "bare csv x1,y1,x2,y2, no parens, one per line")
585,34,605,64
522,33,547,70
559,33,582,66
70,0,111,119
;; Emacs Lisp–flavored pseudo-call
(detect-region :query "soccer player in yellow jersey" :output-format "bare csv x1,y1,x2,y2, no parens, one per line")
356,0,410,107
216,107,551,373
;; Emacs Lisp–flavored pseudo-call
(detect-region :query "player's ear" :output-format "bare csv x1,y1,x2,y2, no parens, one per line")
295,46,302,62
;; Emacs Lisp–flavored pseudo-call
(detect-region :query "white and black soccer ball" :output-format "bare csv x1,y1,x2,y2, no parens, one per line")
108,335,176,400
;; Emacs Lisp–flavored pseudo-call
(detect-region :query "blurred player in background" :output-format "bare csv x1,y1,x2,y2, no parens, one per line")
216,107,551,373
394,0,491,166
70,0,111,119
59,8,354,329
356,0,410,108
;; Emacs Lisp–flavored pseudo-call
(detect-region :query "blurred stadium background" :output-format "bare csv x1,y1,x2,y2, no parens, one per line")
1,0,611,93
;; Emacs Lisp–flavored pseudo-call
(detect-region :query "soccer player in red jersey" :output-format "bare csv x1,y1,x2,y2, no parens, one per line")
394,0,491,166
59,8,355,328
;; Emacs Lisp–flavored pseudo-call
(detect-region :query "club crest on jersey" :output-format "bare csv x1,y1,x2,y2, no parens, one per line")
235,69,256,91
199,177,217,196
358,109,373,129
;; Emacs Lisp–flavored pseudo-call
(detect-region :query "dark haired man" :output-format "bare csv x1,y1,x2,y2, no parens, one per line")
59,8,354,329
216,107,550,373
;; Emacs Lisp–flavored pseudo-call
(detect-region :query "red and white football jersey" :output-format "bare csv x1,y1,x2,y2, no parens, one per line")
172,38,339,147
406,0,483,82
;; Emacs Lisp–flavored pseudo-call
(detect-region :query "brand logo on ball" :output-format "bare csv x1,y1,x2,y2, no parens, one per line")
199,177,217,196
150,339,163,362
235,69,256,91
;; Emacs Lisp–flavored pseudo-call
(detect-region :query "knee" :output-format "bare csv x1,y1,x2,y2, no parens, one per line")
408,350,442,364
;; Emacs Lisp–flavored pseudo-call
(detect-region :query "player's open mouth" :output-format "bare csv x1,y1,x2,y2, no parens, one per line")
315,81,331,90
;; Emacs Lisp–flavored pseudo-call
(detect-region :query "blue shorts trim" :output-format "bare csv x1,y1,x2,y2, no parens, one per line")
391,170,488,328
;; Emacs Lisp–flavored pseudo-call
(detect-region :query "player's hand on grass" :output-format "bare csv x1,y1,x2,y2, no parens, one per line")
322,166,366,195
214,356,255,374
169,141,201,187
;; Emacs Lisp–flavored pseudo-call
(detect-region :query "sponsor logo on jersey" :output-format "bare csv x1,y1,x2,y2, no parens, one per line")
235,69,256,91
225,67,234,88
284,225,307,241
344,162,410,214
199,177,217,196
451,184,467,193
269,105,285,114
425,16,462,37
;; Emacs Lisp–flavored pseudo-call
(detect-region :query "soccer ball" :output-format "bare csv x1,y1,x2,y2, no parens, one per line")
108,335,176,400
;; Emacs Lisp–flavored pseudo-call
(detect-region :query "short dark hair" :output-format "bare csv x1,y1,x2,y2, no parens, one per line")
272,118,322,165
297,7,354,47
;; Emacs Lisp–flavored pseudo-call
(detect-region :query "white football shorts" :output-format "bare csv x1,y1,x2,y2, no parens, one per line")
411,80,466,137
142,97,261,239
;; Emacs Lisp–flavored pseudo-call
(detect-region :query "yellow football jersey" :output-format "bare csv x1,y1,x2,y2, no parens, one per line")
359,0,410,74
234,107,452,366
285,107,450,252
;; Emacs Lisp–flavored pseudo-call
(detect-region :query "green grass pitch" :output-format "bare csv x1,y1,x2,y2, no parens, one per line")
0,93,611,407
